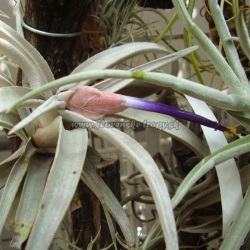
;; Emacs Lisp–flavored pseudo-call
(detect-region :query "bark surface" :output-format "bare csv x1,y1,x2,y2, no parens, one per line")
23,2,121,249
24,0,92,79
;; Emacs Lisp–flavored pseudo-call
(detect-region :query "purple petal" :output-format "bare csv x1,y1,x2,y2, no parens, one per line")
123,96,230,133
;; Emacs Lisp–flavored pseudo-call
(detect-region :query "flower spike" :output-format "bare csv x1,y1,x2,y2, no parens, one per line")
123,96,236,136
66,86,235,135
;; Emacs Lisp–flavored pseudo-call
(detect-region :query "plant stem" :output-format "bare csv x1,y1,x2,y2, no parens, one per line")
172,0,250,95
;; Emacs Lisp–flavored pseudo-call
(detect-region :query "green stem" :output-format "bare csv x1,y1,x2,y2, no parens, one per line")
172,0,250,95
209,0,249,93
154,13,178,43
7,70,250,112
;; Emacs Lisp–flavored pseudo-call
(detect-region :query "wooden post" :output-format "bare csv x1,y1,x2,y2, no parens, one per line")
24,0,92,79
23,1,121,249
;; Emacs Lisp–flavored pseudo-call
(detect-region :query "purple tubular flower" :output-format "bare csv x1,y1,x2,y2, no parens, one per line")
123,96,234,135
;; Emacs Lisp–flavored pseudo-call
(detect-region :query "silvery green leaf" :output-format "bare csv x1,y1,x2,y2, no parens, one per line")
15,0,24,37
0,10,9,18
82,160,134,249
25,118,88,250
135,72,250,111
116,108,209,158
59,110,178,250
180,220,221,233
0,21,54,94
9,96,65,135
0,139,37,236
177,164,250,225
0,112,27,142
59,42,170,91
16,107,36,137
228,110,250,131
172,1,250,95
171,134,250,210
0,145,25,165
236,7,250,61
0,38,41,90
81,167,118,250
177,185,221,225
17,99,44,109
10,154,53,248
208,1,249,88
0,163,13,190
186,95,243,237
86,146,115,168
0,86,43,114
219,183,250,250
72,43,168,74
10,70,250,113
5,185,22,229
0,146,25,189
86,227,102,250
106,0,137,45
94,46,198,93
0,73,14,87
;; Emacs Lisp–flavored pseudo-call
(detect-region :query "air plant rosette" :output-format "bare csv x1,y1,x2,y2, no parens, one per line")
1,0,250,249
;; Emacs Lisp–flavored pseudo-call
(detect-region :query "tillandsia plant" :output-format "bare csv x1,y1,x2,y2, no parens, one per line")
1,0,250,250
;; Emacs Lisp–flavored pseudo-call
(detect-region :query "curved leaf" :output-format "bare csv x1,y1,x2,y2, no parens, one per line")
171,134,250,210
0,74,14,87
116,108,209,158
186,95,243,237
8,70,249,113
11,154,53,248
94,46,197,93
219,183,250,250
0,38,41,90
59,110,178,250
25,118,88,250
208,0,249,87
82,160,134,249
0,10,9,18
0,21,54,92
172,0,250,95
177,165,250,225
0,86,43,113
180,219,222,234
15,108,36,137
9,96,65,135
59,42,170,91
0,139,37,236
0,146,25,189
0,112,27,142
236,7,250,62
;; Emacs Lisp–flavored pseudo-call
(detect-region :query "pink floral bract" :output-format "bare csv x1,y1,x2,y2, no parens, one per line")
67,86,127,120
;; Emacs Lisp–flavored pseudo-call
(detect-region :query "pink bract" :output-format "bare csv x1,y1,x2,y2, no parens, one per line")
66,86,127,120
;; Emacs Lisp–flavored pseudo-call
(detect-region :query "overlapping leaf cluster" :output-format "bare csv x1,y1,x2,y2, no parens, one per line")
0,0,250,249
